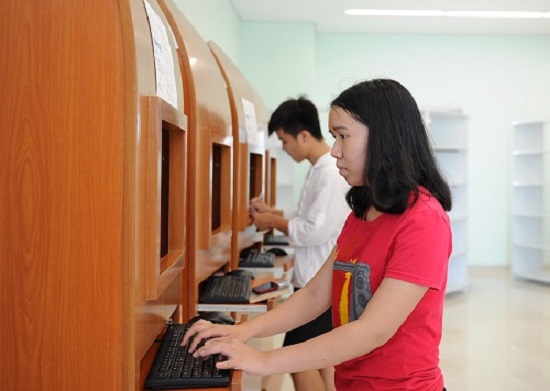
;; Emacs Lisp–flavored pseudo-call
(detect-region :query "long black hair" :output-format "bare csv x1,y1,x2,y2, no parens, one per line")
331,79,452,217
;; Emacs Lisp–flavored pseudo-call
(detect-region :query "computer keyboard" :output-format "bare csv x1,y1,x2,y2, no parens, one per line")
263,234,289,246
239,249,275,268
145,323,231,389
199,274,251,304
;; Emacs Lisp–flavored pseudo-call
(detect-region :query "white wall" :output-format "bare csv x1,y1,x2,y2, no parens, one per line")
241,26,550,267
173,2,550,267
240,22,317,203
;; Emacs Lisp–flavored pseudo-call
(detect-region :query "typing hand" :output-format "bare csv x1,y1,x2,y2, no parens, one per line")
195,338,269,377
181,320,230,353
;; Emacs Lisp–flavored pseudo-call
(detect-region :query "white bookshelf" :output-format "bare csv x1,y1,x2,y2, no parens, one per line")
511,120,550,283
422,109,469,294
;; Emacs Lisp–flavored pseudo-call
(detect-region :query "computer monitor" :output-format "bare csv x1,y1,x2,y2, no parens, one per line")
144,112,186,301
269,154,277,207
160,124,171,259
249,152,264,200
211,142,231,235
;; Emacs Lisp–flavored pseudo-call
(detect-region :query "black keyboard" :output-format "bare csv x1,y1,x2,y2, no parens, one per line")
239,249,275,268
199,275,251,304
263,234,289,246
145,323,231,389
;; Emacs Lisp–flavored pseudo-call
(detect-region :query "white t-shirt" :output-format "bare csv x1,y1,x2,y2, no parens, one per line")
284,152,350,288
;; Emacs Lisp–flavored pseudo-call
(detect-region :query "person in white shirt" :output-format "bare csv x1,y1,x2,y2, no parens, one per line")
250,97,350,391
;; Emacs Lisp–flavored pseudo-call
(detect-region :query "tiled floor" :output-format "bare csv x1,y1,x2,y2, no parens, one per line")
261,266,550,391
441,266,550,391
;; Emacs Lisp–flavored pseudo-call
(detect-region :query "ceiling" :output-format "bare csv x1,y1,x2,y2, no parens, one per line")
230,0,550,35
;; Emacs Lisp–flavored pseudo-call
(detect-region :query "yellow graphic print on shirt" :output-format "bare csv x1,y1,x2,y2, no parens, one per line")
334,258,372,325
338,258,358,326
339,271,351,325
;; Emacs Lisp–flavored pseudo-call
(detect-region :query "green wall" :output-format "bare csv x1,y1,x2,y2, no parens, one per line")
174,0,550,267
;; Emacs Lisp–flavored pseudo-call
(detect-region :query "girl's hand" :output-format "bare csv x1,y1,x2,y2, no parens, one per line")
181,320,250,353
195,338,269,377
181,320,230,352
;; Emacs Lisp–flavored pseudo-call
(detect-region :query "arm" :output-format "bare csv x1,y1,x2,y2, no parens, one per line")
250,197,289,234
262,278,428,374
196,277,428,377
251,212,289,235
184,246,336,352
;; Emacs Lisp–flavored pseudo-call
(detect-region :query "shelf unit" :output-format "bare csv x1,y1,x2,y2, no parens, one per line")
511,120,550,283
422,109,469,294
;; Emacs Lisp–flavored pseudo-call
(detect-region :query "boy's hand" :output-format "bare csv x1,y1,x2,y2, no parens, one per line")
250,197,269,214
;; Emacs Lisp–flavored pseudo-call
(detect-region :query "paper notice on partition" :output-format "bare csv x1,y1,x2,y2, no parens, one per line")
144,0,178,109
242,98,263,145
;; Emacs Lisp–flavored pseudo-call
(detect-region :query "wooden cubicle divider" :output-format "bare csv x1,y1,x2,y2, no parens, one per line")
254,91,278,209
208,42,269,270
266,148,278,209
1,0,275,388
0,0,188,389
157,0,234,319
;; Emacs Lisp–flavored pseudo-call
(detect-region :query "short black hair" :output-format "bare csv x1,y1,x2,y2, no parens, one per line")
331,79,452,216
268,97,323,140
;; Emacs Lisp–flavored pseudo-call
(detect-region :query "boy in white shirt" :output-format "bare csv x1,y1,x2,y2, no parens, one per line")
250,97,350,391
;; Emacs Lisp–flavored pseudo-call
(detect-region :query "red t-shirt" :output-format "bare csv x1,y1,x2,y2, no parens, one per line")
332,188,451,390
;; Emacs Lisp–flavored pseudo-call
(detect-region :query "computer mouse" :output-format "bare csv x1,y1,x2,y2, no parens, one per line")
198,311,235,325
266,247,287,256
226,269,255,279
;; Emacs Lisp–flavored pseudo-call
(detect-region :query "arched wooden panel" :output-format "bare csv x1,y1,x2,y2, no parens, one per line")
158,0,234,318
0,0,187,389
208,41,270,269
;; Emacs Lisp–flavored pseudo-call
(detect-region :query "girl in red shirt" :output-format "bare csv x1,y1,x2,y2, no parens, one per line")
184,79,452,391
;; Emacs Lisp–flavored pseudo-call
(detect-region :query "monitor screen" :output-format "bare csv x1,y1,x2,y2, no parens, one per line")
269,156,277,206
160,124,170,258
212,143,222,232
249,152,263,200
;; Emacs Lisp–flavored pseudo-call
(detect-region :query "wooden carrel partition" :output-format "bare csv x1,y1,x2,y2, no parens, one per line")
158,0,235,319
208,42,271,269
0,0,188,390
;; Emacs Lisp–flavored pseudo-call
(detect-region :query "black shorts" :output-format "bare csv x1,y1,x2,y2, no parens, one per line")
283,289,332,346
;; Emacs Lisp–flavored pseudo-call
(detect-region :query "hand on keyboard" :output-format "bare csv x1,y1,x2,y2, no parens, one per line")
182,319,233,354
145,323,232,389
183,319,253,356
194,337,269,377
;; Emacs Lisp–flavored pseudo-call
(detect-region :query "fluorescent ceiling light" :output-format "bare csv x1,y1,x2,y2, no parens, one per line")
345,9,550,19
446,11,546,18
345,9,444,17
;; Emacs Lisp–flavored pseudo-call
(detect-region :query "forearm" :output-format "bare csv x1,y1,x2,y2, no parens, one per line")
232,248,335,340
269,214,288,235
262,278,430,375
242,285,327,339
264,320,375,374
271,208,284,216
